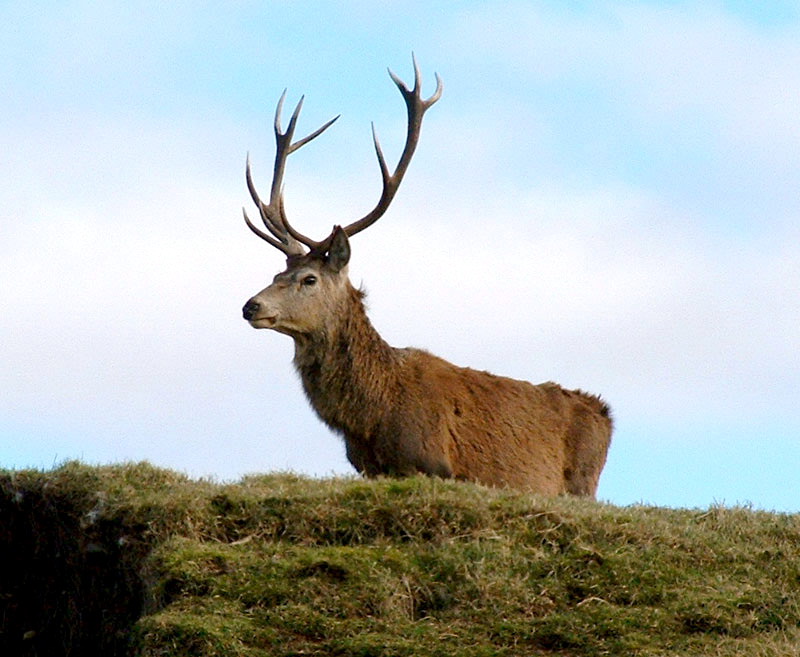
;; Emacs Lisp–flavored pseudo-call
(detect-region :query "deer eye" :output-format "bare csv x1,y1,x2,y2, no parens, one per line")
302,275,317,286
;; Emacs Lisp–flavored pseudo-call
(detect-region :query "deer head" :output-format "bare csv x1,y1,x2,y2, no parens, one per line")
242,57,442,337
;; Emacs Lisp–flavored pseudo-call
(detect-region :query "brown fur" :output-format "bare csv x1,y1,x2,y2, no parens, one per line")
243,239,612,497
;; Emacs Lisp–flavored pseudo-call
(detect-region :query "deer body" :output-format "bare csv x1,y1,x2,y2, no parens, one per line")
241,59,612,497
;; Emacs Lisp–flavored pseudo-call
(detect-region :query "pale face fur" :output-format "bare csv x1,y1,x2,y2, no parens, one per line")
243,228,353,339
244,260,349,337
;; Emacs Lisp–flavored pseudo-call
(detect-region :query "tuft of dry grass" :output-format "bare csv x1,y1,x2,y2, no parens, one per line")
2,462,800,656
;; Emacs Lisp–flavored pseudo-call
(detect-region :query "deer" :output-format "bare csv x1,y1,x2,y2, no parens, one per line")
241,58,612,497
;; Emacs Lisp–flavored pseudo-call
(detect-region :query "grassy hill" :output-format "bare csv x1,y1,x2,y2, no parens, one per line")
1,462,799,656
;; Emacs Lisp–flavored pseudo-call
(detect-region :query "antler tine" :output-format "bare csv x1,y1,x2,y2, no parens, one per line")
274,93,340,249
242,207,291,253
244,91,340,256
246,154,288,242
338,54,443,243
290,113,340,154
270,92,304,201
244,154,305,256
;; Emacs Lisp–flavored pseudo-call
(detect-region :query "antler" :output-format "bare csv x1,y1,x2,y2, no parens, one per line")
244,55,442,257
337,54,442,243
243,91,339,256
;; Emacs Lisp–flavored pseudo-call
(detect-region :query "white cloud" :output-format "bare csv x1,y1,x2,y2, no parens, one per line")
445,3,800,198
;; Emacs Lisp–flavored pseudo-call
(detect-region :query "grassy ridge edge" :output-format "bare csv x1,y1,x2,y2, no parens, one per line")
1,461,799,656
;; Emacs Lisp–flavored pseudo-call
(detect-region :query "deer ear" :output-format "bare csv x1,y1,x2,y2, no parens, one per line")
326,225,351,272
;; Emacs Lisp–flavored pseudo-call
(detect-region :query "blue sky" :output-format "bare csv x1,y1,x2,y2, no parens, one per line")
2,1,798,511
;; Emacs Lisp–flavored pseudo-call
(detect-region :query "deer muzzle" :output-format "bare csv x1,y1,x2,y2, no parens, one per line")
242,299,259,321
242,298,276,325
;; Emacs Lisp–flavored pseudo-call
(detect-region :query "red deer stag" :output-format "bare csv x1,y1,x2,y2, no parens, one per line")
241,58,612,497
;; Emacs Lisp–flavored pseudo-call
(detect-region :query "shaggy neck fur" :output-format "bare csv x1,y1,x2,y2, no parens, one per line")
292,284,400,444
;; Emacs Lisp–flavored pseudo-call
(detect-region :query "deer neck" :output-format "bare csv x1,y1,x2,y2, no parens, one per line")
292,285,399,437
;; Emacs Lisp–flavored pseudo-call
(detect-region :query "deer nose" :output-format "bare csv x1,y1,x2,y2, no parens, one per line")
242,299,260,321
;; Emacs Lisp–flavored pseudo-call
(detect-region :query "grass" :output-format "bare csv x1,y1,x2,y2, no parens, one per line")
1,462,799,656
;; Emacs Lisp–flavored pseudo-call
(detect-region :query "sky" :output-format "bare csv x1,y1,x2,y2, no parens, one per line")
2,1,798,511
